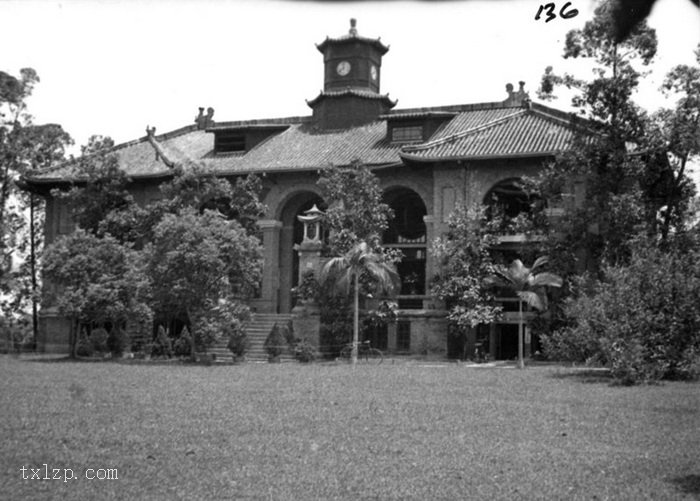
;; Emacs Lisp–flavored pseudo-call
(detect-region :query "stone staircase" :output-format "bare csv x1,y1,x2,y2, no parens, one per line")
208,313,295,362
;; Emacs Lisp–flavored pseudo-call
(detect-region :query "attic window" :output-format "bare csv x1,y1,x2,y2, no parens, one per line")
391,125,423,143
215,132,246,153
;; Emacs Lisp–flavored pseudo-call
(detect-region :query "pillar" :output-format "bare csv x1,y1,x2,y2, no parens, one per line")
256,219,283,313
423,214,437,308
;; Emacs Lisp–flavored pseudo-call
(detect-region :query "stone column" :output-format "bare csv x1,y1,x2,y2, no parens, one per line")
423,214,438,309
489,323,498,360
524,324,532,359
256,219,283,313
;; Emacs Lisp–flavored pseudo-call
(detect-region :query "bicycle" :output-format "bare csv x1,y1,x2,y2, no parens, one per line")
338,340,383,364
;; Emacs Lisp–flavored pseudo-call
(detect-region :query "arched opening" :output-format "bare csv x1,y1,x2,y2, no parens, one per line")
278,192,325,313
483,178,541,228
383,188,427,306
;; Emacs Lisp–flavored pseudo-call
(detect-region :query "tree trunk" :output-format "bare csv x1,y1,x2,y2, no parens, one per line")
352,273,359,367
517,299,525,369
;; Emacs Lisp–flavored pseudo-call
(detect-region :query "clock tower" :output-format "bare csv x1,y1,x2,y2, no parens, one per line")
307,19,396,129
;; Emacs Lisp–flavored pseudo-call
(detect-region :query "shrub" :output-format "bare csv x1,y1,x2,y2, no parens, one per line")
76,330,94,357
264,323,287,358
283,319,298,347
173,327,193,357
90,327,109,353
291,271,319,304
107,327,129,357
542,239,700,383
294,339,316,363
227,330,250,357
151,325,173,358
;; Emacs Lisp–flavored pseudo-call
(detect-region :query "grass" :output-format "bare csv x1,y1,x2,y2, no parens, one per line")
1,356,699,500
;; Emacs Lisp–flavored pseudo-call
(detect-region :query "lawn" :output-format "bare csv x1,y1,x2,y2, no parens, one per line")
1,356,699,500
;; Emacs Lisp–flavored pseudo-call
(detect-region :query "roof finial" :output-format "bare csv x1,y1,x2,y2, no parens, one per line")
349,18,357,36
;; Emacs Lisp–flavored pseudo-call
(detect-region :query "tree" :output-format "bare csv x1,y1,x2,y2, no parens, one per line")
646,45,700,241
317,161,398,356
535,0,664,269
145,208,262,360
318,160,393,255
432,205,503,332
490,257,563,369
320,241,399,365
41,230,151,357
1,68,73,346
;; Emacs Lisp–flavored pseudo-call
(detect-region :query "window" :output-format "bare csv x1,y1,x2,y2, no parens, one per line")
214,132,246,153
391,125,423,143
397,321,411,352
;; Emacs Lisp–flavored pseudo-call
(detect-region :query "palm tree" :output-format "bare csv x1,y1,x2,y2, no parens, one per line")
320,241,399,366
491,257,563,369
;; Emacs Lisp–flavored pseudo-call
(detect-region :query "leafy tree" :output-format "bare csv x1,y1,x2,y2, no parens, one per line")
41,229,152,357
535,0,664,269
646,45,700,240
320,241,399,365
318,160,393,255
432,205,503,333
1,68,73,346
144,208,262,360
316,161,401,356
156,166,265,237
55,136,136,240
490,257,563,369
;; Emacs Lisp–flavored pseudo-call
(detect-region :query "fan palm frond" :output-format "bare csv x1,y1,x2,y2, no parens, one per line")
517,290,545,311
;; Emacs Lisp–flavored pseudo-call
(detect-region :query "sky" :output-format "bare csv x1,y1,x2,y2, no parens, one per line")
2,0,699,152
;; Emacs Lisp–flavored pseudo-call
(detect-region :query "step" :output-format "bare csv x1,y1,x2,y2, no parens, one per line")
208,313,297,362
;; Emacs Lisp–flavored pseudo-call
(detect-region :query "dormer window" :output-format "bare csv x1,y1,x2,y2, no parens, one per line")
391,124,423,143
215,132,246,153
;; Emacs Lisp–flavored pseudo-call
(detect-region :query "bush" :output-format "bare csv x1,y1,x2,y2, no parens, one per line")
282,319,298,346
173,327,193,357
294,339,316,363
264,323,287,358
151,325,173,358
542,240,700,383
90,327,109,353
76,330,94,357
227,330,250,357
107,327,129,357
291,271,319,304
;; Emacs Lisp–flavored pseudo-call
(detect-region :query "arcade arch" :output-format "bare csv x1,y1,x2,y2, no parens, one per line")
277,191,325,313
382,187,428,301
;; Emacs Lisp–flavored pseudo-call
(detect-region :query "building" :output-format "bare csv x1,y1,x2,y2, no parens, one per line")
22,19,586,358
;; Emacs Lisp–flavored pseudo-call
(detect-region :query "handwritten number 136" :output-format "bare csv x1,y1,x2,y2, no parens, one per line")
535,2,579,22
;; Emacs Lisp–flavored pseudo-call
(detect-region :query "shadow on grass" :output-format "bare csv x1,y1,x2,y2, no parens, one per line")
548,368,614,384
19,355,235,367
669,474,700,496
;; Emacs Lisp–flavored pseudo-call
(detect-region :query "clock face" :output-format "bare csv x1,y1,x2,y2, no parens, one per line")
336,61,351,76
370,65,378,81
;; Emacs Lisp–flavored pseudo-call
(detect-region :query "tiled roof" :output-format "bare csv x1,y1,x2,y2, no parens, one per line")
379,111,457,120
23,101,588,184
316,35,389,55
400,107,581,162
306,89,397,108
201,121,402,174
